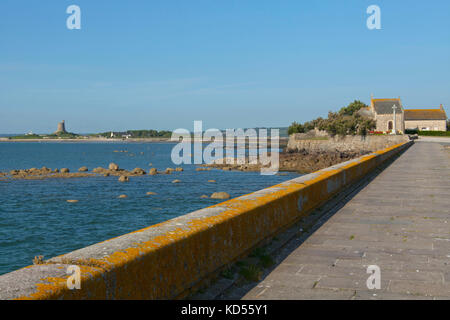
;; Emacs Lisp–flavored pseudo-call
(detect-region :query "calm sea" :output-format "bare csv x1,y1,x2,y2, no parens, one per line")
0,142,298,275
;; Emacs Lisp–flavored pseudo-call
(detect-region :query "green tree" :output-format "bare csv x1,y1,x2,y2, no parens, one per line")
288,122,305,135
339,100,368,116
288,100,375,136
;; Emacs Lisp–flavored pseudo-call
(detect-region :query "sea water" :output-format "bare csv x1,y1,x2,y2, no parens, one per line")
0,142,299,275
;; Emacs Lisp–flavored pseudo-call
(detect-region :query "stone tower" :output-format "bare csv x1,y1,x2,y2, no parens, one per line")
55,120,67,134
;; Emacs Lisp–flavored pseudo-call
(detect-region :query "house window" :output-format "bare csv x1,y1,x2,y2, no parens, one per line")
388,121,393,130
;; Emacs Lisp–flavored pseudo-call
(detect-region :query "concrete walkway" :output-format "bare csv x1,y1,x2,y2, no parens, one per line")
243,141,450,300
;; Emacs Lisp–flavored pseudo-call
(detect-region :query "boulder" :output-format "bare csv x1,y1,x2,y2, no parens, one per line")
60,168,70,173
131,168,146,175
118,175,129,182
165,168,174,174
78,166,88,172
66,200,79,203
148,168,158,175
175,167,183,172
109,163,119,171
200,195,209,199
93,167,105,173
210,192,231,200
118,194,128,199
172,179,181,183
208,180,216,183
146,192,157,195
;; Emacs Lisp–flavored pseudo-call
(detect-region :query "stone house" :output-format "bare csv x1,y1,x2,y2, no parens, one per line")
367,97,447,133
369,98,405,133
404,105,447,131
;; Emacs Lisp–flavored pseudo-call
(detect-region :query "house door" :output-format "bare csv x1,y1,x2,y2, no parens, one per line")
388,121,393,131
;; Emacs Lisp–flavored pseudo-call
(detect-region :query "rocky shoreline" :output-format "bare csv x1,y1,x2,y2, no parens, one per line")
0,148,370,181
202,149,370,174
0,163,184,181
0,164,236,201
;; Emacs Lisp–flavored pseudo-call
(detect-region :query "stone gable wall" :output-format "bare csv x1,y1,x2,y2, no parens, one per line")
375,113,405,133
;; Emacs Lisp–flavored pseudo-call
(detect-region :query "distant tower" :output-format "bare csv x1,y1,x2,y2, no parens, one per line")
55,120,67,134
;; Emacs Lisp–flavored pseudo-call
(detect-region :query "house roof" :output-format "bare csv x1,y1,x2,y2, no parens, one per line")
404,109,447,121
372,99,403,114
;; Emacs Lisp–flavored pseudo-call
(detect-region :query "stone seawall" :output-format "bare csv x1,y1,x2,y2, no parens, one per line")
0,141,413,300
286,134,410,153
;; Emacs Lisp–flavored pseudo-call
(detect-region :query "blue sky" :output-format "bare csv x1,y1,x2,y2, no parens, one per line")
0,0,449,133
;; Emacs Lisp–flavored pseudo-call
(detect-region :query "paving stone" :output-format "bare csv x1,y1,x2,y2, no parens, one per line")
388,280,450,297
241,142,450,300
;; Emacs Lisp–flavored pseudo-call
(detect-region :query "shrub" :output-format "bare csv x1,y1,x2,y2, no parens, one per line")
405,128,419,135
288,100,376,137
418,131,450,137
287,122,305,135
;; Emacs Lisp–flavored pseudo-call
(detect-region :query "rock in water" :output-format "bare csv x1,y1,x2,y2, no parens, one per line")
146,192,157,195
175,167,183,172
210,192,230,200
60,168,70,173
78,166,88,172
172,179,181,183
67,200,79,203
148,168,158,175
109,163,119,171
118,175,129,182
118,194,127,199
131,168,146,175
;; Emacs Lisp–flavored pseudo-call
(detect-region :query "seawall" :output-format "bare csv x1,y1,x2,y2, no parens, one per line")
0,141,413,300
287,134,410,153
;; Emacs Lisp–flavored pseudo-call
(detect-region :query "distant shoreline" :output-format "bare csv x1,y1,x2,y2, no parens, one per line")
0,137,289,142
0,137,173,143
0,137,289,148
